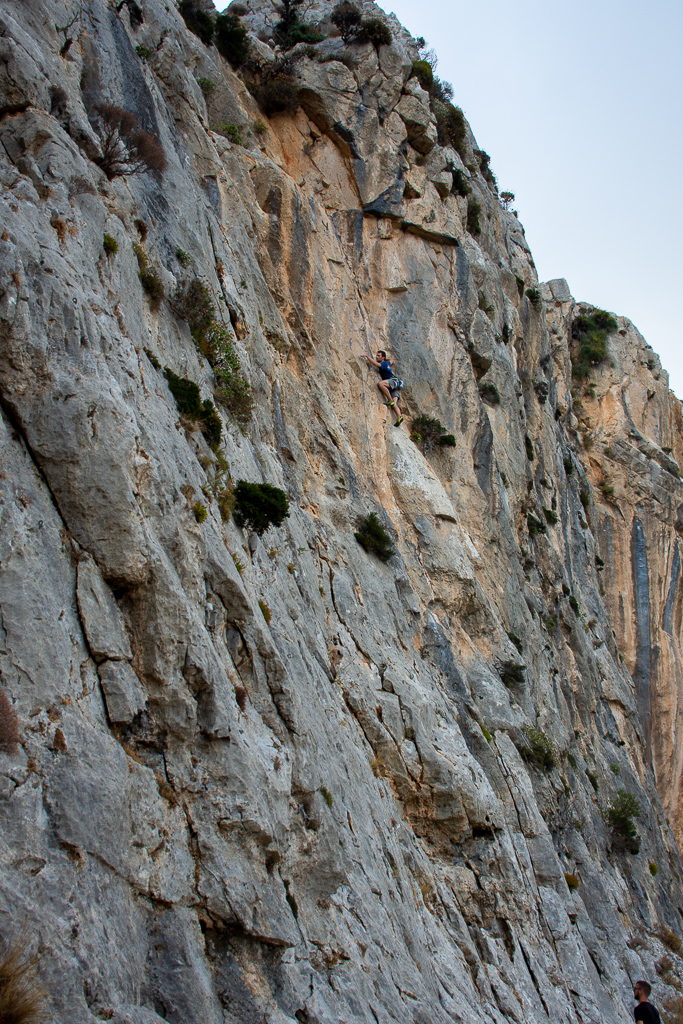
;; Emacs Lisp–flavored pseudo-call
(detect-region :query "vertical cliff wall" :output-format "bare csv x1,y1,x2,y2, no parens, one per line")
2,1,683,1022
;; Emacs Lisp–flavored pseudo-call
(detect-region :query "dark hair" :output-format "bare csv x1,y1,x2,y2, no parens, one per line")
376,350,386,358
635,981,651,997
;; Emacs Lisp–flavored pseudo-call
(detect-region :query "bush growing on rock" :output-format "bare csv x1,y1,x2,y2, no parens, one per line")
527,513,546,538
476,149,497,192
331,2,363,44
92,103,167,179
358,18,392,48
173,280,253,426
435,103,467,156
233,481,290,535
410,414,456,450
500,662,525,687
519,726,556,770
571,308,618,380
215,11,250,66
606,789,641,853
133,243,164,311
478,381,500,406
249,76,300,116
526,287,542,310
564,873,579,891
543,507,558,525
214,122,243,145
179,0,214,44
144,347,161,369
103,233,118,256
164,367,222,447
274,0,323,48
450,169,470,197
466,199,481,235
410,59,434,92
354,512,395,562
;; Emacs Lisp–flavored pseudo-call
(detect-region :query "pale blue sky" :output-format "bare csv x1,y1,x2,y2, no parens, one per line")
216,0,683,395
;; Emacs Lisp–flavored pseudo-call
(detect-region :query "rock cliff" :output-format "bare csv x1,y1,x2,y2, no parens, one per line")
2,1,683,1022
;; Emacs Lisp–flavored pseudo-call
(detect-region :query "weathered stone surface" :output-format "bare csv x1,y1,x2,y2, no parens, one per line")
395,92,437,153
98,660,146,723
1,0,683,1022
77,555,132,663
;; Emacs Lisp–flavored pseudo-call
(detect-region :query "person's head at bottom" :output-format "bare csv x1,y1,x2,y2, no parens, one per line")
635,981,651,1002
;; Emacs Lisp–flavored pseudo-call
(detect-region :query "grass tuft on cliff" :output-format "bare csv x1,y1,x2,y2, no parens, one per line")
571,308,618,380
0,690,19,754
0,933,48,1024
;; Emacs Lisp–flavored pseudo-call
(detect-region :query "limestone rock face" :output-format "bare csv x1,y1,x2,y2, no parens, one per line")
1,1,683,1023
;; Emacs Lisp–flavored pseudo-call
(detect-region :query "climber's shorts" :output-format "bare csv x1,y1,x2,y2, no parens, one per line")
387,377,404,391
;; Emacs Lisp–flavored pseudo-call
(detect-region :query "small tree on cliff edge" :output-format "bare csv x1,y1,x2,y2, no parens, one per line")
273,0,323,47
92,103,167,179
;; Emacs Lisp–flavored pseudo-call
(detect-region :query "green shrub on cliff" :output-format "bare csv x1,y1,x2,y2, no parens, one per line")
179,0,214,45
606,789,641,853
466,199,481,235
273,0,323,47
163,367,222,447
435,103,467,156
358,18,392,48
249,76,300,116
331,1,363,44
451,169,471,197
215,10,250,66
233,481,290,535
519,727,556,770
355,512,395,562
571,308,618,380
410,59,434,92
172,280,253,426
410,414,456,450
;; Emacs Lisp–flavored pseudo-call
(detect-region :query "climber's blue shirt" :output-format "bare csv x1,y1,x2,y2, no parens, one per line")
379,360,393,380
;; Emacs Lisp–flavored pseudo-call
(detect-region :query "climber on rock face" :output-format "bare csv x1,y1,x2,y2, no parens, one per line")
361,350,404,426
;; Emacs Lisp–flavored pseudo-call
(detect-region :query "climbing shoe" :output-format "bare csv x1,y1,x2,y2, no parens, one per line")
394,416,403,427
